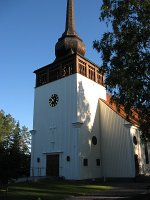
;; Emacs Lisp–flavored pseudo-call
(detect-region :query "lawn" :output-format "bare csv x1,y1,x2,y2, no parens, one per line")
0,178,112,200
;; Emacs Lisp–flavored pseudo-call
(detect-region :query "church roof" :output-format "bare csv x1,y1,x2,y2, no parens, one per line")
100,94,139,126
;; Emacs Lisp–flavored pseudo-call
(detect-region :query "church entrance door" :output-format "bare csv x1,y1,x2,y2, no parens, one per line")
46,154,59,177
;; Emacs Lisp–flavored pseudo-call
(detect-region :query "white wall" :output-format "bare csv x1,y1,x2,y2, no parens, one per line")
32,74,80,179
99,100,135,178
76,74,106,179
31,73,106,180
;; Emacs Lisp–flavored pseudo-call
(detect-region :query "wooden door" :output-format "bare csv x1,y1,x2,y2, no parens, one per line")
46,154,59,177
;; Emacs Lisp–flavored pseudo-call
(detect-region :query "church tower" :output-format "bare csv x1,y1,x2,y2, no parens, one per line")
31,0,106,180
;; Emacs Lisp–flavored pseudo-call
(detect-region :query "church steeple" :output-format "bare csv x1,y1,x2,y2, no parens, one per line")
55,0,86,59
64,0,76,36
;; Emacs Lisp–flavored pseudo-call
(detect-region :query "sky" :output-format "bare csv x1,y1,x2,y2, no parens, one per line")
0,0,108,130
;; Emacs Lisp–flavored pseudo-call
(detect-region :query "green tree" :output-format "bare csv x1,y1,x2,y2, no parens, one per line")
0,110,15,144
93,0,150,139
0,110,31,181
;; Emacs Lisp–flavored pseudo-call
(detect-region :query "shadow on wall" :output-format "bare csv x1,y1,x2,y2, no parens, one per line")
77,81,100,152
77,81,101,179
77,81,91,161
77,81,91,127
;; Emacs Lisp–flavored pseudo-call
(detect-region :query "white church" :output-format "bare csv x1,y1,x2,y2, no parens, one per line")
30,0,150,180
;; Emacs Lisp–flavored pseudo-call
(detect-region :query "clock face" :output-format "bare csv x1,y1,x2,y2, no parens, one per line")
49,94,59,107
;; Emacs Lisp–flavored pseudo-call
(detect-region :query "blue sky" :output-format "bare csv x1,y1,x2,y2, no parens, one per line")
0,0,108,130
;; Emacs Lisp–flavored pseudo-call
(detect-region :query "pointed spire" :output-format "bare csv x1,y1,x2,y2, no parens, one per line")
64,0,76,36
55,0,86,59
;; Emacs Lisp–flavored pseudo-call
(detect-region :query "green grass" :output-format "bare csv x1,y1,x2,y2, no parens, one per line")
1,179,112,200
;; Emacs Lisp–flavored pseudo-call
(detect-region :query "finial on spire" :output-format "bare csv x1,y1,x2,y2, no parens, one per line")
55,0,86,59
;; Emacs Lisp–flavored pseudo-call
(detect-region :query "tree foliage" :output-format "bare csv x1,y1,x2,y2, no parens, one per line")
93,0,150,139
0,110,31,181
